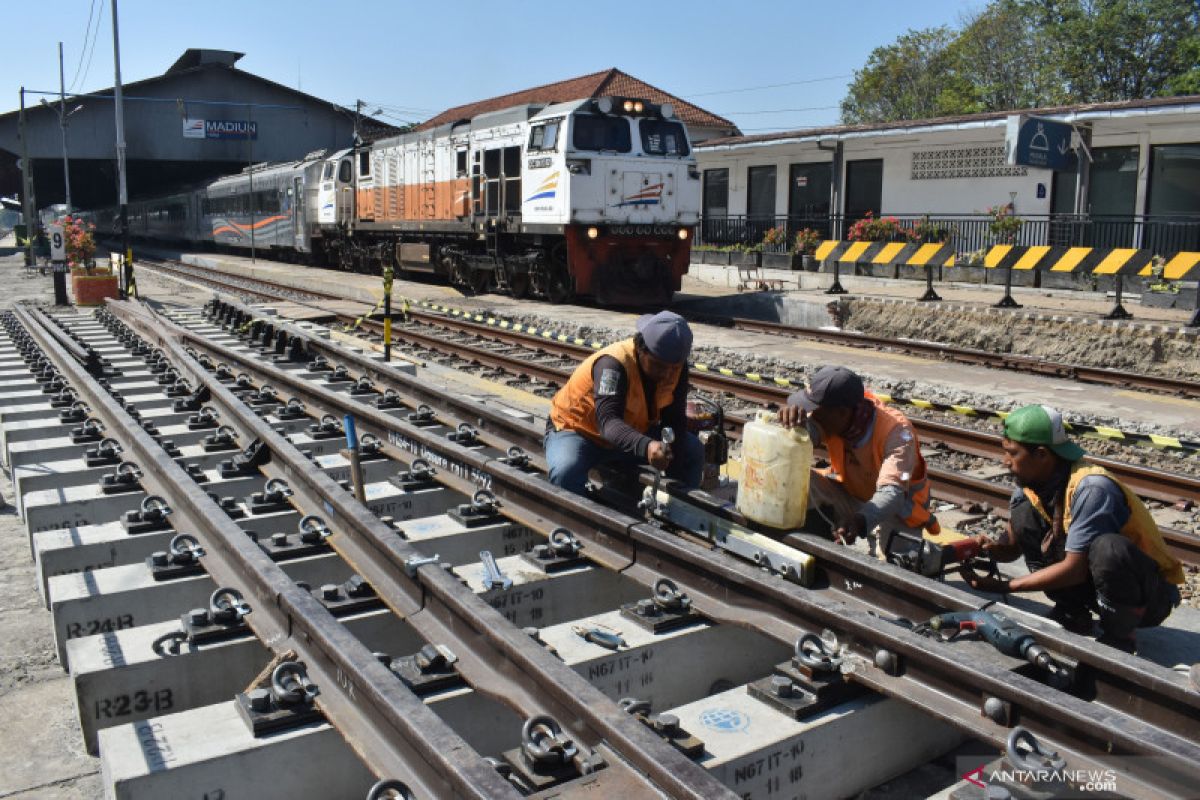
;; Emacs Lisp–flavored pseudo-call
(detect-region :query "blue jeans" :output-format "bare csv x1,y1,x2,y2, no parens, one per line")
544,427,705,496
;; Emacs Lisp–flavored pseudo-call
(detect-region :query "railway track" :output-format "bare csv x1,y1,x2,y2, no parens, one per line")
135,257,1200,567
689,314,1200,400
6,297,1200,799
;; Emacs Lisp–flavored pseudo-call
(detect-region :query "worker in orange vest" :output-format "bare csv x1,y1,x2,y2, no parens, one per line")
546,311,704,496
960,404,1182,653
778,365,936,547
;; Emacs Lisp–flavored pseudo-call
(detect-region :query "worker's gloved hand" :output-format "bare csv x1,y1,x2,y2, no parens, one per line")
833,513,867,545
958,563,1010,594
646,440,673,471
776,404,808,430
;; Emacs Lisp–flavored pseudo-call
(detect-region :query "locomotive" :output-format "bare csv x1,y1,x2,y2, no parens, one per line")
101,96,701,305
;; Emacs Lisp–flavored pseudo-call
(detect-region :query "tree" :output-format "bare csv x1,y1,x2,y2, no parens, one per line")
1023,0,1200,102
840,27,974,124
841,0,1200,124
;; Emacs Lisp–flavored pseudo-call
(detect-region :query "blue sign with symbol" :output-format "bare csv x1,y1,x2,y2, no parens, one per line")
1005,115,1076,171
700,707,750,733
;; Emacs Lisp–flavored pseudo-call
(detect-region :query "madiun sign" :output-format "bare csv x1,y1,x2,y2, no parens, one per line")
183,119,258,140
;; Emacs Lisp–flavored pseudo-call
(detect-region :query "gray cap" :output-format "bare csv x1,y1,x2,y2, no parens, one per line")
792,365,864,412
636,311,692,364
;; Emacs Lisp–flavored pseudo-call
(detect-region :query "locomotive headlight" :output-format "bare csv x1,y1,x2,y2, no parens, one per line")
623,100,634,113
587,227,600,240
677,228,689,241
633,101,644,113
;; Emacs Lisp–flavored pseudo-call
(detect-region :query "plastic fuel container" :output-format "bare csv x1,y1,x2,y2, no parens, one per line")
736,412,813,529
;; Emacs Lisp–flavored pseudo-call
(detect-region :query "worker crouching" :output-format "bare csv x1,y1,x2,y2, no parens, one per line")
960,404,1182,653
545,311,704,496
778,365,938,546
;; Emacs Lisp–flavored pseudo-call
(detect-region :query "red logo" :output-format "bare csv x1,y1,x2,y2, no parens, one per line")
962,766,987,788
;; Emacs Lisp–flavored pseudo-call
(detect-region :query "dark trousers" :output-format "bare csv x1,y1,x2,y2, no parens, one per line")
1011,500,1178,639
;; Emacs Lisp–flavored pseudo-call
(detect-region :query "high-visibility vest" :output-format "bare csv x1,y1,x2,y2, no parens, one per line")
824,394,935,532
549,339,680,447
1023,462,1184,585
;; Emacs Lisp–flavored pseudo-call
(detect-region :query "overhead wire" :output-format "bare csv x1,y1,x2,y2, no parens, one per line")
67,0,98,92
77,0,106,94
680,73,852,99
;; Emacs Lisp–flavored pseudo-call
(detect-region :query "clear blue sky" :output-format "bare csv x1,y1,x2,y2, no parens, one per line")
4,0,983,133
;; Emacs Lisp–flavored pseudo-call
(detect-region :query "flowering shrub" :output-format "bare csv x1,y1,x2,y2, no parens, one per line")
847,211,911,242
63,216,98,271
761,226,789,249
987,205,1023,244
911,215,951,244
794,228,822,254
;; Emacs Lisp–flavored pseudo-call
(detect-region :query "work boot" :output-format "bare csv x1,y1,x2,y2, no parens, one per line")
1096,594,1143,653
1049,604,1095,636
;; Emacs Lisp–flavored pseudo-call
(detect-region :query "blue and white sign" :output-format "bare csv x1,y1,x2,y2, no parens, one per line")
699,707,751,733
1005,114,1075,171
182,118,258,140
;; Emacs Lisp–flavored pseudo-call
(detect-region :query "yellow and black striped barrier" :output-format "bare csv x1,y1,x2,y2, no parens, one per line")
400,298,1197,455
814,240,1200,280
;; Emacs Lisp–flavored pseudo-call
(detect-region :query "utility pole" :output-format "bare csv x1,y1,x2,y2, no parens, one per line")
18,88,36,267
57,42,72,213
247,102,255,263
111,0,133,297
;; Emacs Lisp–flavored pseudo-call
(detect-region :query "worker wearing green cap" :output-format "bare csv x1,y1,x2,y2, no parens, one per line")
961,404,1183,653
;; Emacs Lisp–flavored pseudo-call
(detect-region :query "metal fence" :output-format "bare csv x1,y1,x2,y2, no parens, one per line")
697,213,1200,255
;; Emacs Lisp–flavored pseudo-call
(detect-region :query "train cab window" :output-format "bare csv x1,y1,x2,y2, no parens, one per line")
323,162,334,181
639,119,690,157
358,151,371,178
572,115,631,153
528,121,560,152
456,149,468,177
338,160,352,183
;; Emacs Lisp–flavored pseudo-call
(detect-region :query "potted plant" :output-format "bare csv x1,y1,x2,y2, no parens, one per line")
760,226,794,270
911,214,951,244
65,217,118,305
847,211,911,243
794,228,821,270
986,204,1023,244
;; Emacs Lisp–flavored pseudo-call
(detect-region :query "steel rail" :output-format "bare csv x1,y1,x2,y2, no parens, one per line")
110,300,734,800
713,315,1200,399
386,308,1200,563
13,304,521,799
211,290,1200,570
128,299,1200,799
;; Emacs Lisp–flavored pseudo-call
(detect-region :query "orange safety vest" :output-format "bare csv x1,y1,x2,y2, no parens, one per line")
549,339,680,448
1023,462,1184,585
824,393,935,532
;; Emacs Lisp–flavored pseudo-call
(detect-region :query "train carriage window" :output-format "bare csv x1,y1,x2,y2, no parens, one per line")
358,151,371,178
639,119,690,156
528,120,560,152
456,149,468,177
572,115,631,153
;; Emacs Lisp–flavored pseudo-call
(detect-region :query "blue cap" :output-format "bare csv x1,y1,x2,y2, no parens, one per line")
636,311,692,364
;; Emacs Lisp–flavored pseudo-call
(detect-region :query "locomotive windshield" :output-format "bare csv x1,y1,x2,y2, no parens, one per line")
572,115,632,153
639,119,690,157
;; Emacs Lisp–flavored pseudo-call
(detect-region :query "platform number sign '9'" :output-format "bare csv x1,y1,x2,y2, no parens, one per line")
48,223,66,262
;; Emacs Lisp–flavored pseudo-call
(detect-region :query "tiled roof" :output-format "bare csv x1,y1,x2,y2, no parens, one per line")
698,94,1200,148
416,68,738,133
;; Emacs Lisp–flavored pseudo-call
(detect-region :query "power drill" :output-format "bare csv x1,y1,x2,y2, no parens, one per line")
924,610,1072,689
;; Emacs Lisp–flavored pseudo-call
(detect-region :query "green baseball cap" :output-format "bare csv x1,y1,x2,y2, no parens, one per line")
1003,404,1086,461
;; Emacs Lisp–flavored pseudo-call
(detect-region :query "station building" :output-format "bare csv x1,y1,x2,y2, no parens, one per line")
0,49,398,211
694,95,1200,254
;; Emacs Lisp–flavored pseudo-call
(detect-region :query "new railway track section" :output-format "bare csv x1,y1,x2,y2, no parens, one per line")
6,296,1200,798
135,257,1200,567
